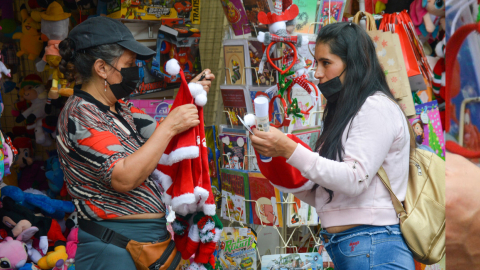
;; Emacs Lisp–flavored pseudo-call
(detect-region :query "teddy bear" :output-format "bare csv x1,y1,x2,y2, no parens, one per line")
12,5,43,61
35,2,74,100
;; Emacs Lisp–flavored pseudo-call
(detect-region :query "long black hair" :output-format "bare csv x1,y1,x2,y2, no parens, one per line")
314,22,395,202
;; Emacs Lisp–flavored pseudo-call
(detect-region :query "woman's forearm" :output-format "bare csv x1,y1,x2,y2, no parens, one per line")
111,121,175,192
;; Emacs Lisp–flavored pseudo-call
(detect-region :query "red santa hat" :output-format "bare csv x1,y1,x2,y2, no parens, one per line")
154,59,216,217
258,0,299,25
253,134,315,193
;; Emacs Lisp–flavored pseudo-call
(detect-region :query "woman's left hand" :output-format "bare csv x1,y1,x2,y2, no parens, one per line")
249,127,298,159
191,69,215,93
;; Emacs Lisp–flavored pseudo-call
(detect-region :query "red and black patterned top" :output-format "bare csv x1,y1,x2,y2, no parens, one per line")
56,87,166,221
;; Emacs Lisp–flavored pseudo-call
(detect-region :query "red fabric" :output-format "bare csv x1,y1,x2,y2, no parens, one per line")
157,69,215,216
174,232,189,254
258,4,299,25
195,241,216,264
182,234,200,260
254,134,312,192
47,219,67,246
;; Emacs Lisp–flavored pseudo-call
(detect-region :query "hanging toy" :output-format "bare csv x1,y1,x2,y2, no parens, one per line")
12,5,43,61
36,2,74,100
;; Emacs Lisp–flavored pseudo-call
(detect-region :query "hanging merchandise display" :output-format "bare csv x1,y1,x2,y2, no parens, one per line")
0,0,451,269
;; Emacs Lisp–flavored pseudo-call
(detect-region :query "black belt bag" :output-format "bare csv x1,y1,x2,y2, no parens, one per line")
79,219,181,270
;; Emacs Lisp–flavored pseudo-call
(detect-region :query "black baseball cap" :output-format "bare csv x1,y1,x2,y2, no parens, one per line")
68,16,155,60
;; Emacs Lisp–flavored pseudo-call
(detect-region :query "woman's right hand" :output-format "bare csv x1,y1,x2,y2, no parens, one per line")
164,104,200,135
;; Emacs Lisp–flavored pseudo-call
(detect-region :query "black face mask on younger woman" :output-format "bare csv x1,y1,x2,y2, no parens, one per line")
318,68,346,103
106,65,140,100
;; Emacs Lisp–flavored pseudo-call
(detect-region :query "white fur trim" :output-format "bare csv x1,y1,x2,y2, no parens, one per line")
213,228,222,242
200,231,215,243
163,192,172,205
166,59,181,76
269,179,315,193
152,169,173,193
171,193,196,211
194,186,209,207
202,203,217,216
188,225,200,242
199,220,215,234
159,146,200,166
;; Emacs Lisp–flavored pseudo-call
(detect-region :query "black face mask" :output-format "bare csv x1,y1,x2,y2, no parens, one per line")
318,69,346,103
106,65,140,100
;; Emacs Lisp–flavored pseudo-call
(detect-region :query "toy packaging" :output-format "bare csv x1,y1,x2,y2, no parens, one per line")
261,253,323,270
286,193,319,227
128,99,174,122
107,0,198,22
220,0,251,36
220,169,250,224
152,24,201,85
248,172,283,227
216,227,258,270
409,100,446,160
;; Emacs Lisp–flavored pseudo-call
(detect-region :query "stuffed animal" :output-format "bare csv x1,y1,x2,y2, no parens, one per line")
0,237,28,269
37,245,68,270
410,0,445,40
0,196,67,255
0,61,11,79
44,156,65,198
65,228,78,260
12,5,43,61
11,137,34,169
36,2,74,99
1,186,75,219
15,75,52,147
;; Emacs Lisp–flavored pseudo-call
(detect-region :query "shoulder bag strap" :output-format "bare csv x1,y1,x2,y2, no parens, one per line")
377,96,415,221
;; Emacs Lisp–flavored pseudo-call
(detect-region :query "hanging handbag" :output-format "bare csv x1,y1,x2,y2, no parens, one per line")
377,98,445,265
78,219,181,270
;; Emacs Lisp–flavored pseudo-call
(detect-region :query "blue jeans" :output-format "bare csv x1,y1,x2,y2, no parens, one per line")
320,225,415,270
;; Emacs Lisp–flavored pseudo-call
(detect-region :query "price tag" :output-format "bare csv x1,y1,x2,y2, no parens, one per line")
421,111,429,123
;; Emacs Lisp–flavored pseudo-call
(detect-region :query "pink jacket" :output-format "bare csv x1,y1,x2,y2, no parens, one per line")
288,93,410,228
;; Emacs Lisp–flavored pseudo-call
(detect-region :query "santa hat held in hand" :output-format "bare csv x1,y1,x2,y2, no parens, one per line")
153,59,216,216
245,118,315,193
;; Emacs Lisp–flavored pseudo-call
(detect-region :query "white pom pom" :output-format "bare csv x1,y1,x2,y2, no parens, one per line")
188,82,203,97
244,114,256,127
195,94,207,107
165,59,181,76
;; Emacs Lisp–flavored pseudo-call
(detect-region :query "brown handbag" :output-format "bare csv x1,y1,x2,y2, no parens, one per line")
79,219,181,270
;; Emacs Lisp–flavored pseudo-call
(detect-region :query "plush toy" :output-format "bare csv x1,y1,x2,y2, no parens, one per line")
0,237,28,269
410,0,445,40
0,186,75,219
12,5,43,61
432,38,445,127
44,156,65,198
15,75,52,147
65,228,78,260
0,196,67,255
37,245,68,270
36,2,74,100
0,61,11,79
11,137,34,169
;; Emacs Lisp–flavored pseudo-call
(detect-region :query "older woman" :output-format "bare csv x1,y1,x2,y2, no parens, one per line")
56,17,214,269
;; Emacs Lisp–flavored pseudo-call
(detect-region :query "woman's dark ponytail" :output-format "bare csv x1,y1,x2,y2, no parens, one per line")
59,38,76,82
